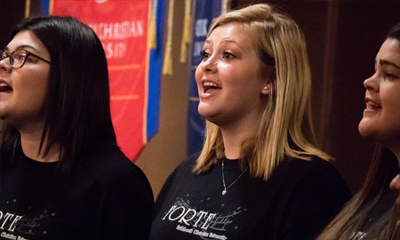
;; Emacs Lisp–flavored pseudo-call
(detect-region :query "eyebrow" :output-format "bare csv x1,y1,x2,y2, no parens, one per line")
204,39,244,53
379,59,400,70
4,45,40,53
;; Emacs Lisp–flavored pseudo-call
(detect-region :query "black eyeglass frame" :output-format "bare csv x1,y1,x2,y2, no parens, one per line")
0,49,51,69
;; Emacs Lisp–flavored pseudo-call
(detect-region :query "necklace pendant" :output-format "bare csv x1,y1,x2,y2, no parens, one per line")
222,189,227,195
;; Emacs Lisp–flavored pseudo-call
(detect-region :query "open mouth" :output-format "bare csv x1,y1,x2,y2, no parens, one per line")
366,100,381,110
203,81,221,93
0,83,12,93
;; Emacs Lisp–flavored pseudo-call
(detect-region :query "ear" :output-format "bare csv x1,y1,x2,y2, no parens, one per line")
261,81,272,95
261,68,276,95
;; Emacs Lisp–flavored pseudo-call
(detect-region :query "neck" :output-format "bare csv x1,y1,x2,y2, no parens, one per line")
384,141,400,166
220,121,259,160
20,131,59,163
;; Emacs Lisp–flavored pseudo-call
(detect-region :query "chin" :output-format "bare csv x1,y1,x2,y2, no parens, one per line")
358,119,373,137
358,128,380,143
358,126,373,138
198,106,215,119
198,112,220,125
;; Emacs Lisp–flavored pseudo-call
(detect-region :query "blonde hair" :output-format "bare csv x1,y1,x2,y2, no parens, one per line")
193,3,330,179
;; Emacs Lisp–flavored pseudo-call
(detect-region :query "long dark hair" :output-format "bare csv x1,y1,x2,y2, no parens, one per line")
317,145,398,240
317,22,400,240
1,16,117,174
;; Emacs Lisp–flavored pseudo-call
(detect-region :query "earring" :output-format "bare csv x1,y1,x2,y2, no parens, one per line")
264,86,268,90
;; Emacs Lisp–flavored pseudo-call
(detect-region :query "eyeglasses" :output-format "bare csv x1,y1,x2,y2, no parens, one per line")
0,49,51,69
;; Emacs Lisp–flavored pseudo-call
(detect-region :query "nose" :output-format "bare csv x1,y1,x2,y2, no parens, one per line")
363,74,379,92
200,55,218,73
0,57,12,73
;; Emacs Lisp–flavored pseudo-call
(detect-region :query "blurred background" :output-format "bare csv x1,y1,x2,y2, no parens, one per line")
1,0,400,199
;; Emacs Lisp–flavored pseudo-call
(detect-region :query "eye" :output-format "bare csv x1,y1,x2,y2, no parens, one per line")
12,51,27,63
200,50,210,60
384,73,396,80
222,51,235,60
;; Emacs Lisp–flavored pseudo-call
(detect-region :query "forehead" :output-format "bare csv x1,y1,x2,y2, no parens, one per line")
377,39,400,65
207,22,255,49
6,31,48,56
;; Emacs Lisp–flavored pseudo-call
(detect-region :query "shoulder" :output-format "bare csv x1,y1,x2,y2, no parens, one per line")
281,155,351,199
169,154,198,178
270,156,351,200
273,156,352,238
85,142,142,175
154,154,198,199
81,142,153,200
275,156,342,181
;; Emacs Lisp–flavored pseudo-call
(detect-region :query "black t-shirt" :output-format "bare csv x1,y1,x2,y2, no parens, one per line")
150,155,352,240
0,142,154,240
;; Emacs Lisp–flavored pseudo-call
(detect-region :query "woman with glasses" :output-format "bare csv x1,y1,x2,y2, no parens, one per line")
0,16,154,239
317,23,400,240
150,4,351,240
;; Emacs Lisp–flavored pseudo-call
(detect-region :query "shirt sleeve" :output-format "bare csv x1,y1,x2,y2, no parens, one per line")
101,163,155,240
279,159,352,240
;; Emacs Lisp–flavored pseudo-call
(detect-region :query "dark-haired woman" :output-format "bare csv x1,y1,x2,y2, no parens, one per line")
0,16,154,239
318,22,400,240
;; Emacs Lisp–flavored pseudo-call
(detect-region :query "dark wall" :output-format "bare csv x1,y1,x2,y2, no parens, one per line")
0,0,26,49
0,0,42,49
233,0,400,192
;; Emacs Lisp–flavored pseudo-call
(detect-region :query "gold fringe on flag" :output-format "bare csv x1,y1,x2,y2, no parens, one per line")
49,0,54,15
179,0,192,63
162,0,174,75
25,0,31,17
147,0,158,49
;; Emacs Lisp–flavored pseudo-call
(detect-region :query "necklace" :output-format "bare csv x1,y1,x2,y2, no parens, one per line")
221,159,248,196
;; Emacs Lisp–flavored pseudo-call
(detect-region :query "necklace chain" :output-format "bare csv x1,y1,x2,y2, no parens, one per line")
221,159,248,196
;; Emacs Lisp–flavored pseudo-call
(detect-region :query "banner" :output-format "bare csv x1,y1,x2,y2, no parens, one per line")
187,0,226,156
42,0,164,161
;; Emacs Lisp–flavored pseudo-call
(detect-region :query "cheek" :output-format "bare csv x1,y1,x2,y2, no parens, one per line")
17,69,49,101
383,89,400,123
195,65,203,86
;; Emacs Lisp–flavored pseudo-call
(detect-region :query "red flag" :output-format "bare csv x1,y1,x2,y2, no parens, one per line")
51,0,150,161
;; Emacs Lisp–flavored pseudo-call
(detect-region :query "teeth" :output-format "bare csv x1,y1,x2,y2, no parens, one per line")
203,82,219,87
0,83,7,87
367,100,380,109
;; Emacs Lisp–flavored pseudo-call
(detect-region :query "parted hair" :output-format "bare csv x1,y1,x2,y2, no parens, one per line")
317,22,400,240
0,16,117,174
193,3,330,179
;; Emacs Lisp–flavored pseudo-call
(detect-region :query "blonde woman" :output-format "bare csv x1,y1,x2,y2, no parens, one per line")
150,4,351,240
318,23,400,240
